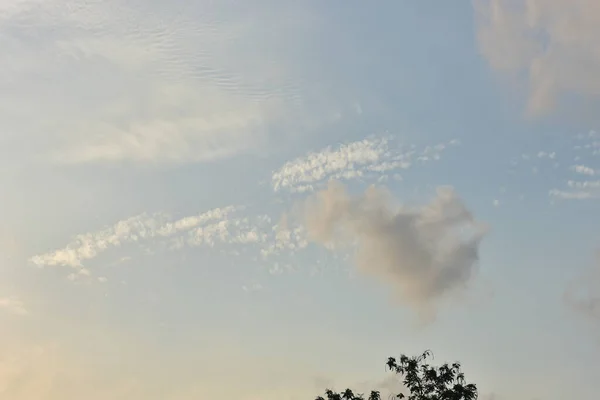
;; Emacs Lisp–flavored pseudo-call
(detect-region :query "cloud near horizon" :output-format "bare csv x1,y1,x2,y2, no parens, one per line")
564,254,600,324
0,296,27,316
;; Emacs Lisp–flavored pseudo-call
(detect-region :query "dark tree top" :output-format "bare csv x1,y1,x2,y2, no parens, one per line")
315,350,478,400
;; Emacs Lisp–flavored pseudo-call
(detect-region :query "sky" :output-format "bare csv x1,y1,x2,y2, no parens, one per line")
1,1,600,399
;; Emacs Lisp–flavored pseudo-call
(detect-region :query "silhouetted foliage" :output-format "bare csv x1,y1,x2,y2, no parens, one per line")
315,350,477,400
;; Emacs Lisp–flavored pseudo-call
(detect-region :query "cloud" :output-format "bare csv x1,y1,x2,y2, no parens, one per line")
549,161,600,200
299,181,487,319
0,0,341,166
474,0,600,116
272,136,458,193
242,282,263,293
29,206,240,272
29,204,311,281
549,189,598,200
571,165,597,176
259,216,309,260
0,296,27,316
536,151,556,159
509,132,600,201
0,341,167,400
564,256,600,323
567,180,600,190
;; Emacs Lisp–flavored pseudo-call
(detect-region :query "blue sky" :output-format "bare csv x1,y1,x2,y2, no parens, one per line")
1,1,600,399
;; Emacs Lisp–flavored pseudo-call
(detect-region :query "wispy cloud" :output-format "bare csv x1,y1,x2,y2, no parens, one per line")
29,134,466,282
574,130,600,156
0,1,342,166
242,282,263,293
29,206,241,273
567,180,600,190
549,189,598,200
271,136,458,193
0,296,28,316
505,131,600,201
29,204,311,281
571,165,597,176
298,181,487,320
564,256,600,324
475,0,600,116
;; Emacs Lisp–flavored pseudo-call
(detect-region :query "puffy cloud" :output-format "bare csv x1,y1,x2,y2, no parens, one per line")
475,0,600,116
300,181,487,318
571,165,597,176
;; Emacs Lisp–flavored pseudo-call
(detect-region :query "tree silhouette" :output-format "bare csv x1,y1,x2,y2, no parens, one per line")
315,350,477,400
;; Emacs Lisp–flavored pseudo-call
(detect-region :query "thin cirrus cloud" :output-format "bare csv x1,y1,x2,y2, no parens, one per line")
29,204,311,281
0,296,28,316
474,0,600,116
0,0,341,166
29,205,263,273
271,135,459,193
299,180,487,320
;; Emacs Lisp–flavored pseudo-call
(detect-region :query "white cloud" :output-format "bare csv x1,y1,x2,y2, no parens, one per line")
0,296,27,316
475,0,600,116
549,189,596,200
299,181,487,320
29,204,313,280
259,215,309,259
242,282,263,293
29,206,240,273
271,136,458,193
537,151,556,159
0,0,341,165
507,132,600,202
571,165,597,176
549,161,600,200
567,180,600,189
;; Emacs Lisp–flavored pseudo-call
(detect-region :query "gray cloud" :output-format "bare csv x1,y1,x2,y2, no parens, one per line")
564,255,600,323
475,0,600,116
300,181,487,318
